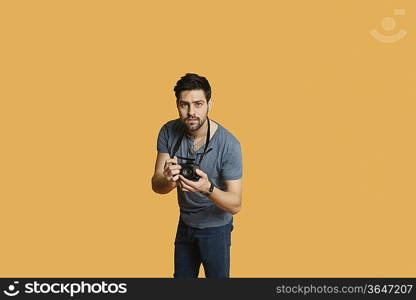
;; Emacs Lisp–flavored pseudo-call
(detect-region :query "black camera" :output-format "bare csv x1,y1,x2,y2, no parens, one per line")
179,161,201,181
176,149,212,182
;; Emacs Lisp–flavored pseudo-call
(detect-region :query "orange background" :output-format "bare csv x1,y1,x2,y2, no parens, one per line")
1,0,415,277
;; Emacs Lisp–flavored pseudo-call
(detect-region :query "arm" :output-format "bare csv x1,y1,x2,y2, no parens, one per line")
178,170,242,215
207,179,242,215
151,152,181,194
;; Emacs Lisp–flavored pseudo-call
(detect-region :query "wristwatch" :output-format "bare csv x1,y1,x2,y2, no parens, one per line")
205,182,215,195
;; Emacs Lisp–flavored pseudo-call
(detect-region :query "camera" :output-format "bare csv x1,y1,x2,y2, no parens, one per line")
174,151,213,182
179,161,201,181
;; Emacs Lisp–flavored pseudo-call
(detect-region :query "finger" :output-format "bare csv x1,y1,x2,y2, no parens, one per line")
170,169,180,176
164,159,175,165
172,174,180,182
168,164,182,171
165,158,178,167
164,162,172,171
178,181,190,192
195,169,207,178
180,179,199,192
179,185,192,192
179,175,198,189
165,169,180,181
180,180,198,192
178,180,190,192
164,163,178,173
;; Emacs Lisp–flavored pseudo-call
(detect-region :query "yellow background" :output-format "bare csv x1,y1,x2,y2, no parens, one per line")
1,0,415,277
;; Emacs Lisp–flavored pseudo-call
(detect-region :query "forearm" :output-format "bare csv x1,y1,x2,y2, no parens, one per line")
152,174,176,194
208,187,241,215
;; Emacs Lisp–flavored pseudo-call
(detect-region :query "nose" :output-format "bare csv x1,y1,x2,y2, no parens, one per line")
188,105,195,116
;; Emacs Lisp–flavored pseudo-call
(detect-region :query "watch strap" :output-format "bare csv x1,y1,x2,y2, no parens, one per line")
207,182,214,194
202,182,214,196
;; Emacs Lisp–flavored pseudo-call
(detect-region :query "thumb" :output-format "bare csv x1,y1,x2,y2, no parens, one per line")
195,168,206,177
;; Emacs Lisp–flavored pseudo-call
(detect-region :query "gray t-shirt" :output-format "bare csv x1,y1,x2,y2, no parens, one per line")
157,118,242,229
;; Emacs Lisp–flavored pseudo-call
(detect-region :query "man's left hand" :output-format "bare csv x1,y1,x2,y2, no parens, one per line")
179,169,210,194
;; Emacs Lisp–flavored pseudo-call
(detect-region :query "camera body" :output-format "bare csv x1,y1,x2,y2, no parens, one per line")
179,162,200,181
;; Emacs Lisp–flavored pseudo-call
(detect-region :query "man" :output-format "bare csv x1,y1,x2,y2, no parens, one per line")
151,73,243,278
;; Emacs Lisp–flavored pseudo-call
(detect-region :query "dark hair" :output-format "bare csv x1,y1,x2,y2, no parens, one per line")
173,73,211,102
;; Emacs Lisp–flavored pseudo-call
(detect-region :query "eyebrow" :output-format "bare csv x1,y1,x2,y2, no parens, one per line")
179,100,204,104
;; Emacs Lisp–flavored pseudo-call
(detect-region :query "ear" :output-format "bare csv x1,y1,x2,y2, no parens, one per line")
208,99,213,112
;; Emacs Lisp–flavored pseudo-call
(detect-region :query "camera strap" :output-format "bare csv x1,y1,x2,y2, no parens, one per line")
171,117,211,166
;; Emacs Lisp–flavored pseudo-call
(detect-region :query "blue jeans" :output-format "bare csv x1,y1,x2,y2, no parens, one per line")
174,217,233,278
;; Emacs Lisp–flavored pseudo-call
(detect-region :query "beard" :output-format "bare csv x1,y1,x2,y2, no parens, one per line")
183,115,207,132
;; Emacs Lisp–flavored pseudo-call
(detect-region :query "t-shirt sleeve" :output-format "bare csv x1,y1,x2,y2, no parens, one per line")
157,124,170,153
221,140,243,180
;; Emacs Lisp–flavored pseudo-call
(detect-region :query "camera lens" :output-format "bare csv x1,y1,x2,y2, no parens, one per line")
179,163,199,181
182,168,191,177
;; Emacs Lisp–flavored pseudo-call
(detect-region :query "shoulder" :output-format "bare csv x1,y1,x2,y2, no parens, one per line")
212,121,242,161
157,119,184,152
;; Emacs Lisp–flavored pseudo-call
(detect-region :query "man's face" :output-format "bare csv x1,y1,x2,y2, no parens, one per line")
177,89,212,132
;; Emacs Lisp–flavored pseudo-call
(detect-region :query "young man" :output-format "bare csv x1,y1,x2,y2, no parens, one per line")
151,73,243,278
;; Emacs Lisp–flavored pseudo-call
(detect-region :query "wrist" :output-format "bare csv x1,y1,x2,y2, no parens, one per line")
203,181,214,196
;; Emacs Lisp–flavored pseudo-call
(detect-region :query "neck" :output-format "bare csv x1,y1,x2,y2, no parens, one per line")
187,118,209,139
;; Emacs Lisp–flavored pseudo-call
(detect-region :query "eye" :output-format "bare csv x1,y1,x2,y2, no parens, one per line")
195,102,203,107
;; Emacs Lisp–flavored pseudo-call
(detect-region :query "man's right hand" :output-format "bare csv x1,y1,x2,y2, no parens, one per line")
162,156,182,187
